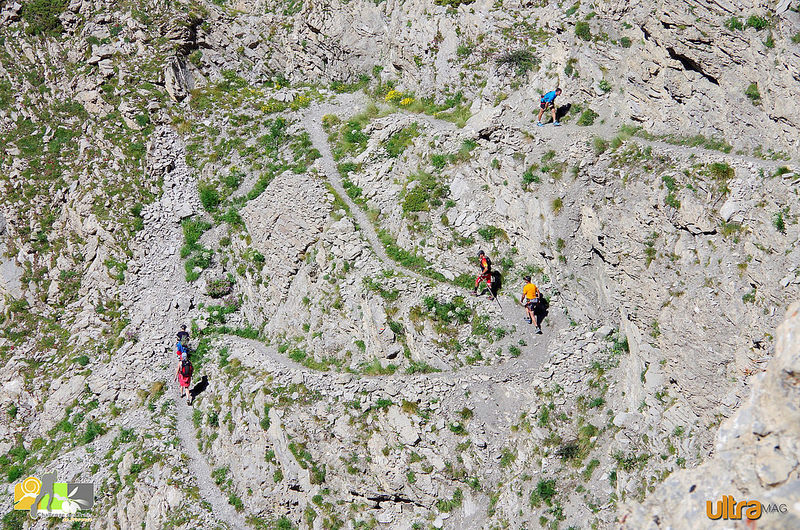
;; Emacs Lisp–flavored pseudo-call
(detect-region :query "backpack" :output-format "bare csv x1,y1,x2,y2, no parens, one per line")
180,359,192,377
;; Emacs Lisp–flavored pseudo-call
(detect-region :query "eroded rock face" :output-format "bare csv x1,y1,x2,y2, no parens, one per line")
621,302,800,529
164,56,195,102
239,171,330,323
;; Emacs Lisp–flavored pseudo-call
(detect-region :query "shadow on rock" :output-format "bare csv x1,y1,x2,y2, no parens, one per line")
556,103,571,121
191,375,209,398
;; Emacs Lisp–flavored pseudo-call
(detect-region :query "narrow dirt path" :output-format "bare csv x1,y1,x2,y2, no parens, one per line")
496,103,798,168
126,126,249,529
173,389,247,529
303,97,565,370
305,102,429,284
127,94,791,529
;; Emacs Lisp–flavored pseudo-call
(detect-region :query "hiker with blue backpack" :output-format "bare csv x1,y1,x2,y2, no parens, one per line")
176,324,189,359
537,87,562,127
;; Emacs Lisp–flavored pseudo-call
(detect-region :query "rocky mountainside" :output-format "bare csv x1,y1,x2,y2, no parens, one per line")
0,0,798,528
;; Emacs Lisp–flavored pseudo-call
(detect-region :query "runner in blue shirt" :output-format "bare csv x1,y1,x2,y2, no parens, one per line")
536,87,562,127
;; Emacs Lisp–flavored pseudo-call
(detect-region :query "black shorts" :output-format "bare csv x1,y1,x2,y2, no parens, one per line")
540,101,551,110
525,299,540,310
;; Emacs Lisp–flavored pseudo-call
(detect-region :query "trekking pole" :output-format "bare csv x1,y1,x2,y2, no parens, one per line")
493,291,503,311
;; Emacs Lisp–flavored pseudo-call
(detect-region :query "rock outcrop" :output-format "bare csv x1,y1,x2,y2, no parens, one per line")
622,302,800,529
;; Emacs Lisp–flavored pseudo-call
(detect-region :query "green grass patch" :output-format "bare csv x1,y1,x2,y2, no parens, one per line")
385,123,420,158
745,83,761,104
401,171,448,214
530,478,557,507
21,0,68,35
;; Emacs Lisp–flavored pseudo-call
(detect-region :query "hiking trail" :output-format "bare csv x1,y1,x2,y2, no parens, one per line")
127,90,788,526
121,127,249,529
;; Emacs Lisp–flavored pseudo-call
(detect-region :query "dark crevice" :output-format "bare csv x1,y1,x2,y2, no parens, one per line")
641,25,651,41
676,224,717,236
671,94,685,103
591,246,612,265
350,490,427,508
666,47,719,85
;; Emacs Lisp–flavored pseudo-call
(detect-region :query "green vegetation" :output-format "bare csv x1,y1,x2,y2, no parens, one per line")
288,442,326,484
582,458,600,480
378,85,472,127
330,105,380,160
401,171,448,214
662,175,680,209
593,136,608,155
745,83,761,104
725,17,744,31
577,108,599,126
742,288,756,304
457,40,475,59
436,488,463,512
564,58,579,78
618,125,733,153
181,217,214,282
746,15,769,30
385,123,420,158
707,162,734,196
530,479,557,507
199,183,221,211
377,229,446,282
21,0,68,36
81,420,106,445
228,493,244,511
620,36,632,48
406,360,441,374
435,0,475,6
477,225,507,242
422,295,472,328
522,165,541,190
330,75,370,94
499,448,517,467
773,209,786,234
575,21,592,41
613,452,650,472
719,221,744,239
496,49,540,76
644,231,658,267
557,423,598,467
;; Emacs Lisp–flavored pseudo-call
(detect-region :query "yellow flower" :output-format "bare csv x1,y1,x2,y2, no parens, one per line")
290,94,312,111
385,89,403,102
400,97,414,106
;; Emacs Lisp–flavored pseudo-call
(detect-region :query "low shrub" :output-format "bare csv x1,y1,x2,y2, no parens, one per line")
575,21,592,41
577,108,599,126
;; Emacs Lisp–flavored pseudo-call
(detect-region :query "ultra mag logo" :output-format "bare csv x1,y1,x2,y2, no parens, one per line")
706,495,788,520
13,472,94,518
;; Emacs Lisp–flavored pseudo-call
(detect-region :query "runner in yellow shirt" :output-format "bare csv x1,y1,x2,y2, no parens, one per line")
520,275,542,334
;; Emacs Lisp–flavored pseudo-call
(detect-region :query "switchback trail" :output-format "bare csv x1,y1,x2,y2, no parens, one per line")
305,100,429,285
303,97,564,366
